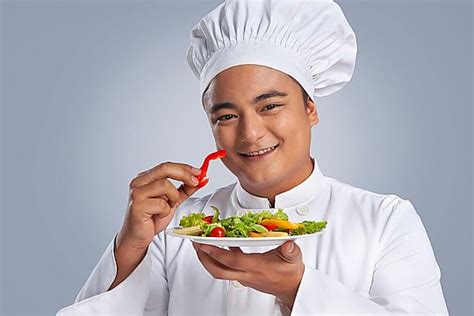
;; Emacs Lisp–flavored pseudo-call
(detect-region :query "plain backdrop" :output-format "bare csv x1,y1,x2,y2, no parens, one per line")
1,0,472,315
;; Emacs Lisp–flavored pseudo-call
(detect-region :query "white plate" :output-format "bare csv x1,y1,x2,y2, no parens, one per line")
165,227,324,247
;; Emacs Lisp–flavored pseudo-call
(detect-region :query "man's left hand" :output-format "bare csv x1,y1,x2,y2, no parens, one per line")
192,241,304,309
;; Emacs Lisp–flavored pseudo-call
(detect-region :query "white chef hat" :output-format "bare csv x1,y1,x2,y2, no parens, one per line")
186,0,357,102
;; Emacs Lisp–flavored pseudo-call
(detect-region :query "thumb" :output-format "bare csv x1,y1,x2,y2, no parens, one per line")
277,241,301,263
175,179,206,208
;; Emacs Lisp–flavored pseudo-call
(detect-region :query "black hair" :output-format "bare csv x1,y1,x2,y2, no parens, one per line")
202,74,311,108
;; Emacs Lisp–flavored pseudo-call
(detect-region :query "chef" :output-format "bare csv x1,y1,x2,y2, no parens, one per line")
57,0,448,315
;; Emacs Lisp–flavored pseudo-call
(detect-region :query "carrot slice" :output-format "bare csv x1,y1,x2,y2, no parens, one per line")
262,231,288,237
260,219,300,230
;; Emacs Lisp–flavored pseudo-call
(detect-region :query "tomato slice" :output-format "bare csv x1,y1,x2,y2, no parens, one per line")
262,223,279,231
210,227,225,237
203,215,214,224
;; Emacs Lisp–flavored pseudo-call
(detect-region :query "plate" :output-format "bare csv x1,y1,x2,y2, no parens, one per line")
165,227,324,247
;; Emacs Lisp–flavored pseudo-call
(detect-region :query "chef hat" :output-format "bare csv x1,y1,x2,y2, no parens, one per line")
186,0,357,102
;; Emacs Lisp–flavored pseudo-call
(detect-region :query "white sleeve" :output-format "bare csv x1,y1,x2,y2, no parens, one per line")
291,200,449,315
56,233,169,316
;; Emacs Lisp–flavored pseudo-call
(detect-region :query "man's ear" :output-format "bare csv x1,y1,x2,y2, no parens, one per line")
306,98,319,126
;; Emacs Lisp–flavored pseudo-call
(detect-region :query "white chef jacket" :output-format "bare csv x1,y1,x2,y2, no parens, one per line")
57,158,448,315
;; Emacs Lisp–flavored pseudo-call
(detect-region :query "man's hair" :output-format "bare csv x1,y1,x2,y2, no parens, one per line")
301,86,310,108
202,74,311,108
291,76,310,108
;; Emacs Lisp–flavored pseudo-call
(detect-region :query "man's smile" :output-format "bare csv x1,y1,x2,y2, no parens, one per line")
238,144,279,160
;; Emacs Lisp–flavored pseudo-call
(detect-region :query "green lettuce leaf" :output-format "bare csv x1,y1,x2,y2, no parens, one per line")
250,224,269,233
179,212,205,227
220,216,250,237
210,206,220,223
289,220,327,236
270,209,289,221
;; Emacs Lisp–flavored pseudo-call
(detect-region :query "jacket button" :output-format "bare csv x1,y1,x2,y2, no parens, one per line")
296,207,309,215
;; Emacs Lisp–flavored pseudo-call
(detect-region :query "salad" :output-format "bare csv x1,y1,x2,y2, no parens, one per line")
173,206,327,238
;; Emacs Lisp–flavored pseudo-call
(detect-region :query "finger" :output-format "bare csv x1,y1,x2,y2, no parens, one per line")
130,162,201,188
198,244,253,270
130,179,180,203
176,181,203,207
228,247,243,254
275,241,301,263
194,246,246,281
196,178,209,189
128,197,172,220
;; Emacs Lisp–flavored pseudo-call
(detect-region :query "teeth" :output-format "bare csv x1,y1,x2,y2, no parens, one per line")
245,145,277,156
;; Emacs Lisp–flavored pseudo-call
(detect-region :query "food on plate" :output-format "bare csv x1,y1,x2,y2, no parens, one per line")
173,206,327,238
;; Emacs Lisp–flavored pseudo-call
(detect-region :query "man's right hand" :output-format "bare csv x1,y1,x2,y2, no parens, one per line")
109,162,202,290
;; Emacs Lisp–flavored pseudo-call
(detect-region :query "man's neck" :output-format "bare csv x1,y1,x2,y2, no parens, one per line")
240,157,314,207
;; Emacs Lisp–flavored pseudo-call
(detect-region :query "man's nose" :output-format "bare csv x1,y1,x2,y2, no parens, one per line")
238,112,266,144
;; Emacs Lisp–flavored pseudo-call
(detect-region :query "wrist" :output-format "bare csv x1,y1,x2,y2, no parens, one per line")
108,232,148,291
277,264,305,310
114,232,148,262
116,230,149,254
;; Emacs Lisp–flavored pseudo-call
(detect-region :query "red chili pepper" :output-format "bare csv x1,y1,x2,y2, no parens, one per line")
196,149,227,188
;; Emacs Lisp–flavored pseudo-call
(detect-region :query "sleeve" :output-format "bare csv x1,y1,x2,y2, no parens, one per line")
56,233,169,316
290,199,449,315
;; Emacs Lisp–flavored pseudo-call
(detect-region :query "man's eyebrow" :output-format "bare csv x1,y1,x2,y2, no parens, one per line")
208,102,237,114
207,90,288,114
253,90,288,103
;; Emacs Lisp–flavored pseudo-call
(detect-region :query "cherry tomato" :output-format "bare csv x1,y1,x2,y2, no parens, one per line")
262,223,279,231
210,227,226,237
203,215,214,224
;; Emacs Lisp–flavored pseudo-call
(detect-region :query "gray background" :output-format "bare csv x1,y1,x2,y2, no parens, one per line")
1,0,472,315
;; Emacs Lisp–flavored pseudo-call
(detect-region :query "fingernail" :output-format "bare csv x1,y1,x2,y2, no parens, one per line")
191,176,199,185
287,242,295,254
192,167,201,175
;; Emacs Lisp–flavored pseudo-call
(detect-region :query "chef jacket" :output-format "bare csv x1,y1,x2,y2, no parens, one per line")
57,158,448,315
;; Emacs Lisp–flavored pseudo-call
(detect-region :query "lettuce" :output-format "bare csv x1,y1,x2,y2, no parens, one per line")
179,212,205,228
289,220,327,235
220,216,250,237
210,206,220,223
270,209,289,221
250,224,268,233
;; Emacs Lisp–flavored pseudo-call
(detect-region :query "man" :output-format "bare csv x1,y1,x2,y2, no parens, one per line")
57,0,448,315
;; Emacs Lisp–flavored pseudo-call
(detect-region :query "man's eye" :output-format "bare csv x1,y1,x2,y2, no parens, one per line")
262,104,281,111
217,114,237,122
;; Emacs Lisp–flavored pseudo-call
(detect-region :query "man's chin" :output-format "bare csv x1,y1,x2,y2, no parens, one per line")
233,162,282,185
240,174,278,190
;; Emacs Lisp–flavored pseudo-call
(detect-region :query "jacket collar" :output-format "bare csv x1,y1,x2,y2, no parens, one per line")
232,157,325,209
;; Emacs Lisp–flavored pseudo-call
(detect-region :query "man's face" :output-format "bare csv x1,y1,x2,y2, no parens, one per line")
203,65,319,193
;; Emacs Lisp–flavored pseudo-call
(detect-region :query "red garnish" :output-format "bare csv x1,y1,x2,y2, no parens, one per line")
196,149,227,188
262,223,279,231
210,227,226,237
203,215,214,224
